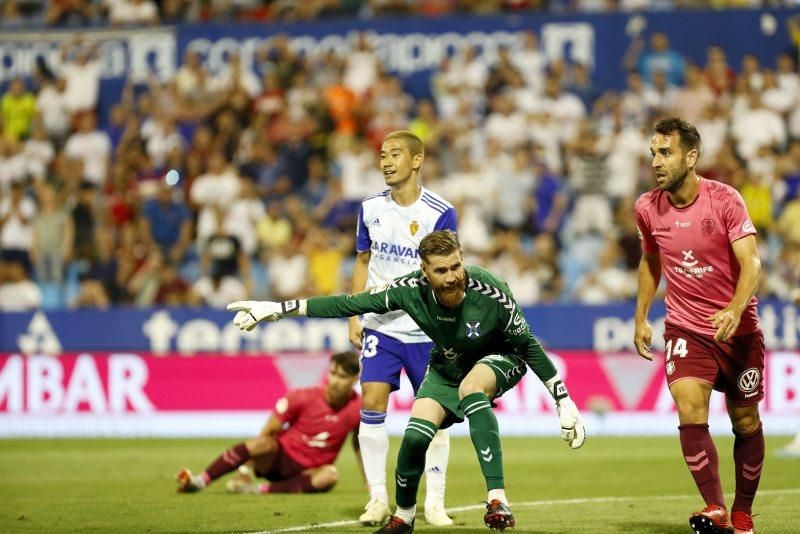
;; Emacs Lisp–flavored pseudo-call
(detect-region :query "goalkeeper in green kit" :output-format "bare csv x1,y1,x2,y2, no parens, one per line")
228,230,585,533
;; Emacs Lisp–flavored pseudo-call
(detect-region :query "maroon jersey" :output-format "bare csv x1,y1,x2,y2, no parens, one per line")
273,386,360,468
635,177,759,337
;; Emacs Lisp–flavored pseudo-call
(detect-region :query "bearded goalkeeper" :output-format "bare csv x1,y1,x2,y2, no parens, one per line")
228,230,585,533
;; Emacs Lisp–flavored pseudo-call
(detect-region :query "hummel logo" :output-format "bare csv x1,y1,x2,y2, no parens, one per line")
442,347,460,362
480,446,493,462
397,475,407,487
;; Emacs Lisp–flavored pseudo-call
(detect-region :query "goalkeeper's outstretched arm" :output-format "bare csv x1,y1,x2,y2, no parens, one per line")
227,285,402,331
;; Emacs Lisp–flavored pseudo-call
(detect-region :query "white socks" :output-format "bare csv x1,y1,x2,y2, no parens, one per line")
359,419,390,502
488,488,508,505
395,504,416,524
424,429,450,505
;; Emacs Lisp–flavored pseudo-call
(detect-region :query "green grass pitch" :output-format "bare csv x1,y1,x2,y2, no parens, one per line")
1,436,798,533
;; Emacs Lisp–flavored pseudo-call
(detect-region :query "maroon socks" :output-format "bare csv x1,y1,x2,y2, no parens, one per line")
202,442,250,484
679,423,726,508
732,423,764,515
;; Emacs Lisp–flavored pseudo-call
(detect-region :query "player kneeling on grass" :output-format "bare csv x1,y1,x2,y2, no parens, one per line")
228,230,585,532
176,351,363,495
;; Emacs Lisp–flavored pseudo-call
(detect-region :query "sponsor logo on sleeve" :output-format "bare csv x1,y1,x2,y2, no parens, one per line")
742,220,755,233
275,397,288,414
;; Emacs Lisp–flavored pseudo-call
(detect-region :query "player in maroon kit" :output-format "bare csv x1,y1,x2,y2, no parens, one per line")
634,118,763,534
176,351,363,495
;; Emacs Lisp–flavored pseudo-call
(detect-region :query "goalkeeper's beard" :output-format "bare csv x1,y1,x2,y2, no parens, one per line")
433,278,466,308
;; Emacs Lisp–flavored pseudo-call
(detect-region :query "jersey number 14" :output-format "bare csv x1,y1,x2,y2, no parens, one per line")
665,338,688,361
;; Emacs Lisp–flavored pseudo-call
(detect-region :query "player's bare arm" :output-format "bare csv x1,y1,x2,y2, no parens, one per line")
259,413,283,439
634,251,661,360
706,234,761,342
348,250,372,350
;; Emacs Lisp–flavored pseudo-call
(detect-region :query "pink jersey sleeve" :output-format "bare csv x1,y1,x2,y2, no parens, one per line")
272,388,307,425
635,196,658,253
722,189,757,243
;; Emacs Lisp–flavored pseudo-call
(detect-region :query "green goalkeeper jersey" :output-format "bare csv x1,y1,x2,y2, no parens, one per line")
306,265,557,384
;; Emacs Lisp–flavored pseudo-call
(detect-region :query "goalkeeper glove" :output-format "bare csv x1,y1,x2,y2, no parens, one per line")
227,300,303,331
545,375,586,449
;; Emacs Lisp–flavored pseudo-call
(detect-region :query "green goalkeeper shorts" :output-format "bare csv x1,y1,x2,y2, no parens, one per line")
416,354,526,429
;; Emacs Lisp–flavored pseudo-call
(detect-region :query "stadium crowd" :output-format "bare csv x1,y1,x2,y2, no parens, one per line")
1,0,796,27
0,28,799,311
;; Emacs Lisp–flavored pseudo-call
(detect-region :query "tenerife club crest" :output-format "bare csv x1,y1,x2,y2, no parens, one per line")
466,321,481,338
701,218,716,238
410,220,419,236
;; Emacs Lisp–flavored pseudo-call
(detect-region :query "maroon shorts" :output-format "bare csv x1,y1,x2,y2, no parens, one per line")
254,443,306,481
663,322,765,406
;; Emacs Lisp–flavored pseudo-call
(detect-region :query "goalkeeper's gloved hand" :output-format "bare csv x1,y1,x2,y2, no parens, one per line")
545,375,586,449
227,300,302,331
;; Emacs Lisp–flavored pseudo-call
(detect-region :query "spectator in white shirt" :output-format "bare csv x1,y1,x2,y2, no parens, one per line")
36,77,71,143
0,182,36,269
175,50,209,101
540,75,587,143
484,93,528,150
731,92,786,160
108,0,159,25
0,259,41,311
23,122,56,181
189,151,241,209
60,40,102,113
64,113,112,186
512,31,546,95
344,32,379,98
0,138,29,190
210,52,261,99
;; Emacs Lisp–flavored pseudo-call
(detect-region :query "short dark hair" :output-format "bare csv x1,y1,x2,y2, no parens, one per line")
330,351,360,376
654,117,702,158
383,130,424,157
419,230,461,262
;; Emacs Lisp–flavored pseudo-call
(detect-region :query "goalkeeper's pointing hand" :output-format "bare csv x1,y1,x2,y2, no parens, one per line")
556,397,586,449
227,300,284,331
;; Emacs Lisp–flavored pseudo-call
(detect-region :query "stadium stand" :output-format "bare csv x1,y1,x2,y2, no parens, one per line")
0,5,799,311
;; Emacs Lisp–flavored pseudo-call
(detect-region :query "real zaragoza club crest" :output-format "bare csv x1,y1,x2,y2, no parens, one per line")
410,220,419,236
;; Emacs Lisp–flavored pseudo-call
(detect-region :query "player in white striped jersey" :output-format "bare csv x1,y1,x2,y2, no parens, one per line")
350,131,458,527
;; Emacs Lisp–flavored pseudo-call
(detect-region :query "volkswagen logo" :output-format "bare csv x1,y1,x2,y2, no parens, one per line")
737,368,760,393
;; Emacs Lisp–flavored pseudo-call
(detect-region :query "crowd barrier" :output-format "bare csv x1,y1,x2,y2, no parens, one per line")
2,301,799,353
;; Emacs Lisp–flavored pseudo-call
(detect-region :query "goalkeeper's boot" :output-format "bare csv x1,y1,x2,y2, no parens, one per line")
360,496,391,526
175,469,205,493
484,499,515,530
424,500,454,526
731,511,755,534
225,478,263,494
373,515,414,533
689,504,733,533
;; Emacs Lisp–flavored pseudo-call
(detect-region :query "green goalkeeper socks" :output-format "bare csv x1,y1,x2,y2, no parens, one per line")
395,417,438,508
461,392,505,490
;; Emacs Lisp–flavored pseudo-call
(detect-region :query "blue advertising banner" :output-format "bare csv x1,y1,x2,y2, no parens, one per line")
1,9,797,114
1,300,797,354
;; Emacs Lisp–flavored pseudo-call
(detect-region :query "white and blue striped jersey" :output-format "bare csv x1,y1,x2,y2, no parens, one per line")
355,186,458,343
